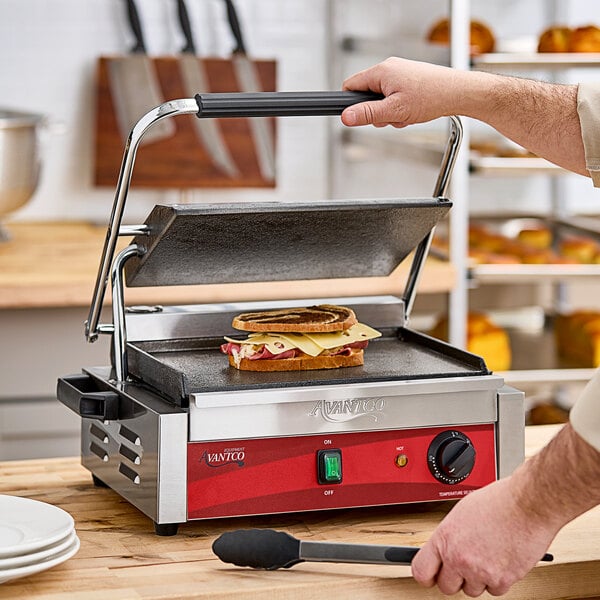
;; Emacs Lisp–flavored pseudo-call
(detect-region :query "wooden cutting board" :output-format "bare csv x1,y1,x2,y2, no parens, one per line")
93,56,277,189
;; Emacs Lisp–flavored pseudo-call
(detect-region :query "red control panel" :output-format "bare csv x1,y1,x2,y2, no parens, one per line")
187,424,497,519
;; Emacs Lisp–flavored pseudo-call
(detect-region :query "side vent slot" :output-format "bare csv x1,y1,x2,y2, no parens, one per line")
90,424,109,445
119,462,140,485
119,425,141,446
90,442,109,462
119,444,141,465
89,423,109,462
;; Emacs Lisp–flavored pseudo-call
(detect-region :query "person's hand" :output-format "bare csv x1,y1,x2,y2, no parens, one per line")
341,57,466,129
340,56,588,177
411,476,558,597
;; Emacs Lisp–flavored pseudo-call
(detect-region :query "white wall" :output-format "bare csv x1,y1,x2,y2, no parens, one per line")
3,0,599,225
0,0,331,225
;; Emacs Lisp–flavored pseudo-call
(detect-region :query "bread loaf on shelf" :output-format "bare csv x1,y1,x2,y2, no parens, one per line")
437,223,600,266
558,236,600,264
569,25,600,52
468,249,521,265
538,24,600,53
517,227,553,250
467,223,600,265
538,26,572,52
468,223,558,264
429,312,511,372
426,18,495,54
555,311,600,367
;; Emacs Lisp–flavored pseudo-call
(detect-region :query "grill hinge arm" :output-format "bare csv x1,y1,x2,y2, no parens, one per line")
402,116,462,321
85,99,199,343
111,244,145,382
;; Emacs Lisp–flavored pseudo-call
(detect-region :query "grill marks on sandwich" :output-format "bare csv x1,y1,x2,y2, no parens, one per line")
241,310,335,323
232,305,357,333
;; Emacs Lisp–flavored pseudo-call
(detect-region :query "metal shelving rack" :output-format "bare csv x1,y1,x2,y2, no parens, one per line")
465,4,600,388
329,0,600,389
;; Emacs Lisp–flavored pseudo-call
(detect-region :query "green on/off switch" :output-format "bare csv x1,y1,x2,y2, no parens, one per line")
317,449,342,484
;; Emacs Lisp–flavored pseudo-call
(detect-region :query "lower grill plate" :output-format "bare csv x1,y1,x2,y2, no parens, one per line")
127,328,489,405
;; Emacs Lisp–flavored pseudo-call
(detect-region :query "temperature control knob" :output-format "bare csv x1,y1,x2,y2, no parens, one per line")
427,430,476,485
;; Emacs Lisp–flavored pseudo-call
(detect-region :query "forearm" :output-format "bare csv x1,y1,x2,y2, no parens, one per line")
458,71,587,176
510,422,600,532
342,58,589,177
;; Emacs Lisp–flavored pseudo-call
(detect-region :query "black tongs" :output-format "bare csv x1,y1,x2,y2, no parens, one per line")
212,529,553,570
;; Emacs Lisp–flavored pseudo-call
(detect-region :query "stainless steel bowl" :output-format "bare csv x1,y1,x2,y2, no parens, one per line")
0,109,45,240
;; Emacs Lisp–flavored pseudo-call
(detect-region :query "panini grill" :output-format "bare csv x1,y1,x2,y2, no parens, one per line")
57,92,524,535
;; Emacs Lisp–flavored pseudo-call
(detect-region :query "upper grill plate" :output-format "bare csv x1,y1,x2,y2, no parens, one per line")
124,199,451,287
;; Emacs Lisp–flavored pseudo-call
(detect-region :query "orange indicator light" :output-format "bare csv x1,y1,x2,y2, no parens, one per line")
395,454,409,468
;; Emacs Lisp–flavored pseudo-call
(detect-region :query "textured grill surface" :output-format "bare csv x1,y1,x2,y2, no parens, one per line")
127,330,488,404
124,199,451,287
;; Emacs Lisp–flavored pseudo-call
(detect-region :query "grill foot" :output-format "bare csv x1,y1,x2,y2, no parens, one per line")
92,474,109,488
154,522,180,536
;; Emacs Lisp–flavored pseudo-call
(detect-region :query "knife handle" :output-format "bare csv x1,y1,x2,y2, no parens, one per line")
195,91,384,118
176,0,196,54
223,0,246,54
124,0,146,53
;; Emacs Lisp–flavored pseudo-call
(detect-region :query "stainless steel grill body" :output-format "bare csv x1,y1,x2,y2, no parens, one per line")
76,362,523,528
55,93,524,536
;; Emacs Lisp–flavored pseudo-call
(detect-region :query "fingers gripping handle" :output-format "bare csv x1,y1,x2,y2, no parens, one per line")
194,91,384,118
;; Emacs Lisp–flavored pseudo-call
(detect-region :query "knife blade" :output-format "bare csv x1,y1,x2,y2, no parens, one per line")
108,0,174,145
176,0,240,178
223,0,276,182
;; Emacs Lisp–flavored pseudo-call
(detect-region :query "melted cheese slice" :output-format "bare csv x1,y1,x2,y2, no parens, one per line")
224,323,381,357
303,323,382,350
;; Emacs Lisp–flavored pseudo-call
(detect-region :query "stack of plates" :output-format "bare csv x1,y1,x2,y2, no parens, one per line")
0,495,80,584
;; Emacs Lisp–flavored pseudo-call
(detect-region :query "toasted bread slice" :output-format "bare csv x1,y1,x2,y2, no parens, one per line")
232,304,358,333
228,349,364,371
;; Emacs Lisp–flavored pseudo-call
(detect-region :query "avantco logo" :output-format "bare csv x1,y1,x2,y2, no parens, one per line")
309,397,385,423
201,447,245,468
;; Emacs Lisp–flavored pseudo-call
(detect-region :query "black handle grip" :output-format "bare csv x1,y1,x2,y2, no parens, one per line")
212,529,301,570
57,374,120,421
542,553,554,562
195,91,384,118
124,0,146,53
384,547,420,563
223,0,245,54
176,0,196,54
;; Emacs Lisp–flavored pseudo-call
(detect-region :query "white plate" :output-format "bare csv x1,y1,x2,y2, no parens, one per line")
0,495,74,558
0,530,77,571
0,535,80,585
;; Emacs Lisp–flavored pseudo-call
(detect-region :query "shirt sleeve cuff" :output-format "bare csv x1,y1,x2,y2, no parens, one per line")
570,368,600,452
577,82,600,187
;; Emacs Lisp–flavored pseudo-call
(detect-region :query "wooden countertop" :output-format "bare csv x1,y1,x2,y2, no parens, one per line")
0,221,455,310
0,425,599,599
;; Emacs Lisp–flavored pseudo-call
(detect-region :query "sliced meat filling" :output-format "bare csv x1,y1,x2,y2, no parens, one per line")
220,340,369,368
